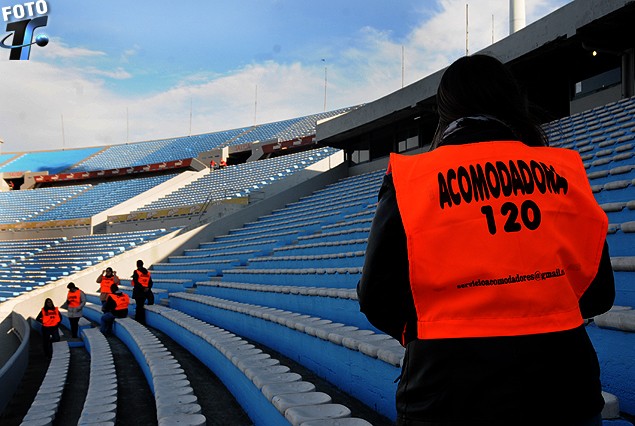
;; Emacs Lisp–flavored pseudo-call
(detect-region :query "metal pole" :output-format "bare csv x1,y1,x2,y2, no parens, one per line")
61,114,65,149
465,4,469,56
254,85,258,125
401,45,405,88
324,65,328,112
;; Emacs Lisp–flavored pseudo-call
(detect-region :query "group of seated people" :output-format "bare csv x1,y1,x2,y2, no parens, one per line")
209,158,227,170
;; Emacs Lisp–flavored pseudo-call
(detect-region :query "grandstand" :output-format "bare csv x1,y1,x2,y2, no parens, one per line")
1,0,635,425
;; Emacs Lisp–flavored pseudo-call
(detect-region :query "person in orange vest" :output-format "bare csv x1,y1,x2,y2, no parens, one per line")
36,298,62,358
219,159,227,169
132,259,153,325
60,282,86,338
97,267,120,305
357,55,615,426
100,283,130,336
210,159,217,170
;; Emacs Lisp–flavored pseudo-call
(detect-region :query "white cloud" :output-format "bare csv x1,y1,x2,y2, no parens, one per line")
82,66,132,80
38,39,106,59
0,1,570,154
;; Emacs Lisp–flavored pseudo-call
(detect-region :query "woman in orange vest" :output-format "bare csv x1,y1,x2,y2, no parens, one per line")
61,282,86,338
358,55,615,426
132,259,153,325
36,298,62,358
97,267,120,305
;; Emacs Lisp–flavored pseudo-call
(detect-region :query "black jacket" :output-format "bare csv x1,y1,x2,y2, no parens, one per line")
132,267,153,299
103,292,129,318
357,117,615,425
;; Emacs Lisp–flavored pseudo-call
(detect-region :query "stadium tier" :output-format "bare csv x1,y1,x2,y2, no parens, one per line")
68,130,247,172
0,229,168,302
0,174,177,225
134,147,338,212
0,185,92,224
0,109,355,177
24,174,177,222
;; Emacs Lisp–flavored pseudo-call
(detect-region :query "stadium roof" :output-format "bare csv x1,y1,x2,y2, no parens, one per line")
317,0,635,148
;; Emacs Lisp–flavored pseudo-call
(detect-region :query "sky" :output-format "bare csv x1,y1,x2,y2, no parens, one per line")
0,0,571,153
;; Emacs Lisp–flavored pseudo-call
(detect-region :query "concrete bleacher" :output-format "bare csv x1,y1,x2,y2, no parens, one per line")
79,327,117,425
113,317,206,425
19,341,69,426
80,304,206,425
168,291,402,420
145,304,371,426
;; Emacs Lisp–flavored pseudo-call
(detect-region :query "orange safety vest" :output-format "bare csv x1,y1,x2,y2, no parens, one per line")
100,276,115,294
41,308,60,327
136,270,151,288
390,141,607,339
67,290,81,308
110,293,130,311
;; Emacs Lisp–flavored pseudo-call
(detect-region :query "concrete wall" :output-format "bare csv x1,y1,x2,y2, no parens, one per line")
570,85,623,114
0,226,92,241
0,313,30,413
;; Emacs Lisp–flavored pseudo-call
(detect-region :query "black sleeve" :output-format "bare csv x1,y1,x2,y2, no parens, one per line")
103,296,116,313
35,311,43,323
357,174,417,343
579,241,615,319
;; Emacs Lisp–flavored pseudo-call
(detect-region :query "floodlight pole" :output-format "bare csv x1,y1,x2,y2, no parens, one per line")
465,4,469,56
324,65,328,112
402,45,405,88
61,114,66,150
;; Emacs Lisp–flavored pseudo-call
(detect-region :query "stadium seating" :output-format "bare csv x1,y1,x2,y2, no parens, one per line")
146,304,371,426
69,130,246,172
18,341,69,426
0,153,18,166
65,108,355,173
0,230,168,302
0,185,91,224
135,147,339,212
113,317,206,425
79,327,117,424
25,174,177,222
0,147,102,174
1,96,635,424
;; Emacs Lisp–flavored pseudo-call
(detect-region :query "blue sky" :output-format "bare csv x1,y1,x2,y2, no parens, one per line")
0,0,569,152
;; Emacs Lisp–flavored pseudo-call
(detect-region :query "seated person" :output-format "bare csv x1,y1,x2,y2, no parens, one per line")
100,283,130,336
